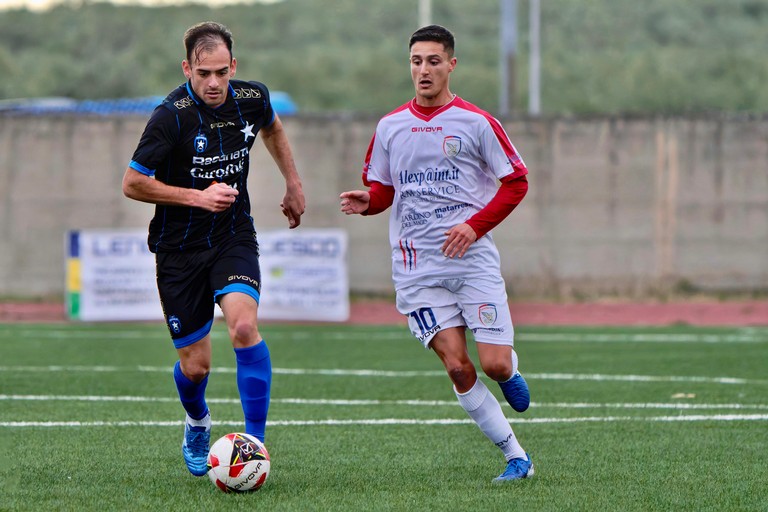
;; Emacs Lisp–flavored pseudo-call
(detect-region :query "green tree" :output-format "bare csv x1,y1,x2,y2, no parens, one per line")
2,0,767,115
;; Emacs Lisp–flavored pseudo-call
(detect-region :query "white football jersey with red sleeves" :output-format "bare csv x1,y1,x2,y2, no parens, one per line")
363,95,528,290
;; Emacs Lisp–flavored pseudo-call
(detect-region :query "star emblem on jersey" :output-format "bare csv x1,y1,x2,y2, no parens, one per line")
241,122,255,142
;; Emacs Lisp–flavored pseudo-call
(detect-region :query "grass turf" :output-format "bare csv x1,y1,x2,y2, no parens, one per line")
0,322,766,511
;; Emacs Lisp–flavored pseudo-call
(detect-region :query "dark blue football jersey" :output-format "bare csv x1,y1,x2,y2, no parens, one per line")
129,80,275,252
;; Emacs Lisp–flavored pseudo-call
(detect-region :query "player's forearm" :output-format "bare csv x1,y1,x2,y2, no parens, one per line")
264,131,304,210
466,175,528,238
122,168,203,207
261,116,302,189
272,146,302,190
363,181,395,215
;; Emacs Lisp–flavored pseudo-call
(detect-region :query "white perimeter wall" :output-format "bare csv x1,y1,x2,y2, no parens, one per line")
1,113,766,299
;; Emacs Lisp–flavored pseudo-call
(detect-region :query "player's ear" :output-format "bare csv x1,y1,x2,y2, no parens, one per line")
182,60,192,79
230,57,237,77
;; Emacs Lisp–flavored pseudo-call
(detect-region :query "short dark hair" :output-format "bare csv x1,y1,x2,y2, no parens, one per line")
183,21,234,64
409,25,455,57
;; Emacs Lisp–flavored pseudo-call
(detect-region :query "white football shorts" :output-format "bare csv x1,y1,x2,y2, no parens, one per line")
395,274,515,348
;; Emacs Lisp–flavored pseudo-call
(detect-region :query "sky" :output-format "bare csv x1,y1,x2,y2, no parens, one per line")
0,0,281,10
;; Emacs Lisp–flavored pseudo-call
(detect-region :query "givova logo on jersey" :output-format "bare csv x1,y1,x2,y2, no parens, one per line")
443,136,462,158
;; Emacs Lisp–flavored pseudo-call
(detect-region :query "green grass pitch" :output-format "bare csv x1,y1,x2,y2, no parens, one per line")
1,322,766,511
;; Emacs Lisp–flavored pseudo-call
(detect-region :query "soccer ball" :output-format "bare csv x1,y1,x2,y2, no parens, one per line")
207,433,270,493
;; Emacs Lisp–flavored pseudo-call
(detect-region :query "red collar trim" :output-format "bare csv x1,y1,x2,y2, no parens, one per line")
407,96,458,121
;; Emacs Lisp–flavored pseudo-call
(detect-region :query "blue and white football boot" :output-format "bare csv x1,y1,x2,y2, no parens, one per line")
499,372,531,412
181,413,211,476
494,453,534,482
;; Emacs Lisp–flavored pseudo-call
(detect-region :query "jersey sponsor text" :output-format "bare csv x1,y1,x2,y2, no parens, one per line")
398,167,460,186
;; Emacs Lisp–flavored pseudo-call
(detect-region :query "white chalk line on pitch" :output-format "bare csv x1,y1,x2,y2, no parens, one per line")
2,415,768,428
1,328,767,344
0,364,765,385
2,394,768,411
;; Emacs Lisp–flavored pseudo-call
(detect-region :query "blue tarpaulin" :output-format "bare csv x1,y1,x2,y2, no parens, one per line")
0,91,298,116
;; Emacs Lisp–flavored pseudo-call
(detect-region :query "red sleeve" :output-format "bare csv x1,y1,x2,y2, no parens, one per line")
465,175,528,238
362,181,395,216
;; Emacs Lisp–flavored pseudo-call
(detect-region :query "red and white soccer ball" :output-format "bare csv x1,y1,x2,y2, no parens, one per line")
207,433,270,493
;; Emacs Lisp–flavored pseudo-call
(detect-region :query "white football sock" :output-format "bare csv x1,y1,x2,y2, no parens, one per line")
186,412,211,429
511,349,519,375
455,378,526,461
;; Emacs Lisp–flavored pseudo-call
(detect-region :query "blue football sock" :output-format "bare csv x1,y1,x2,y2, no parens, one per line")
234,341,272,442
173,360,209,420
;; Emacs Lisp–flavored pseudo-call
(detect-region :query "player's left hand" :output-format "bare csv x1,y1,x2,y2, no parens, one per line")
442,223,478,258
281,183,306,229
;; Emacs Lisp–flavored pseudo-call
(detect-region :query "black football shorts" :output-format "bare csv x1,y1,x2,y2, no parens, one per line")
155,235,261,349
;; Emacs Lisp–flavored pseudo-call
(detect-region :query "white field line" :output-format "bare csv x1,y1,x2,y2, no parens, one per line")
0,365,765,385
1,328,767,344
2,394,768,411
2,415,768,428
519,332,768,344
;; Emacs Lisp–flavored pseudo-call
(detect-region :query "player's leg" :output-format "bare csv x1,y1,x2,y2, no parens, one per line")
218,292,271,442
176,336,213,418
156,249,217,476
460,275,530,413
175,337,213,476
212,235,271,442
430,328,531,479
429,326,477,392
398,283,531,478
455,278,533,480
477,343,530,413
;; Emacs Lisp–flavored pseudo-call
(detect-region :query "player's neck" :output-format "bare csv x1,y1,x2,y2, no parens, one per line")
415,91,455,108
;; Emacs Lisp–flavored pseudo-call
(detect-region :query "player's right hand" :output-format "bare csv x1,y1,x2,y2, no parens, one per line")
442,223,478,259
200,181,239,212
339,190,370,215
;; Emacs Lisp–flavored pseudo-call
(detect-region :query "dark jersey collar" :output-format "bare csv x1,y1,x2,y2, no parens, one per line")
184,81,237,110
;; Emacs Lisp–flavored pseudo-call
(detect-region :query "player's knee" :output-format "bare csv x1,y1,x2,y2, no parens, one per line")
184,362,210,383
445,361,477,389
229,320,258,346
481,359,513,382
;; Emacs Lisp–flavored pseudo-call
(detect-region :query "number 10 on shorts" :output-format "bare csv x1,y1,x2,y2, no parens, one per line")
409,307,437,335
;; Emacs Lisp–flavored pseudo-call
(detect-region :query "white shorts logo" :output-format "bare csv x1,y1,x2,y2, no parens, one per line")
478,303,497,326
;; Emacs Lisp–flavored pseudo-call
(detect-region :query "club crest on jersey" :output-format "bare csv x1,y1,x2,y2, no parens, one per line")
194,134,208,153
168,315,182,334
478,304,497,326
443,136,462,158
